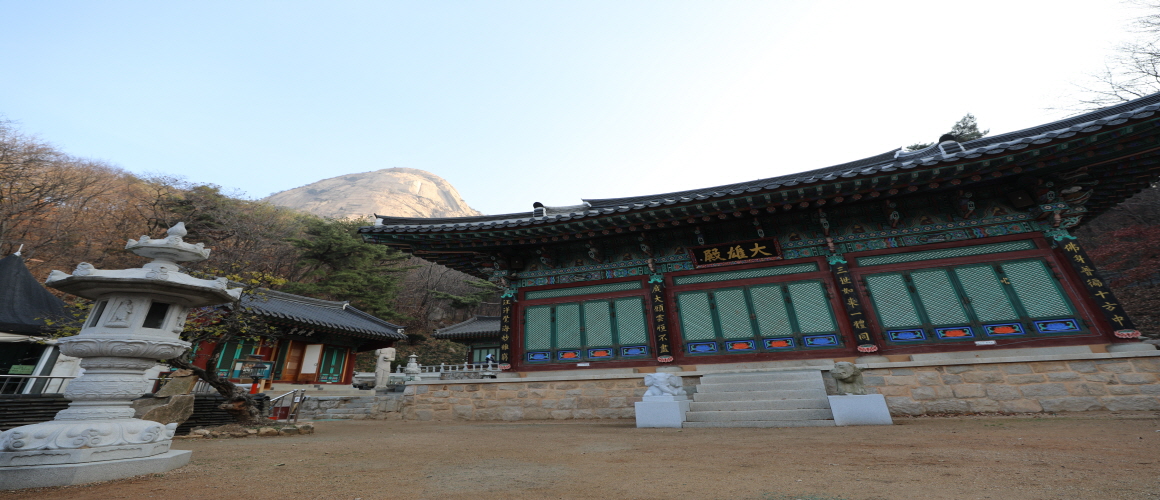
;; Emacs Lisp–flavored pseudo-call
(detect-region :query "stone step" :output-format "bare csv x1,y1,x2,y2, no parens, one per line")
689,399,831,412
683,419,836,428
695,379,825,393
685,408,834,422
693,389,828,402
699,370,822,384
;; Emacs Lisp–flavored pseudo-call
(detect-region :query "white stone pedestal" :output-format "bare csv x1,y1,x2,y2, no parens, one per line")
0,450,191,489
635,395,690,428
827,394,893,426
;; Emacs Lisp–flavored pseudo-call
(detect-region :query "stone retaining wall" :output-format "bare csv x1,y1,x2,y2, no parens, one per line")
297,394,405,420
860,357,1160,415
294,353,1160,421
400,379,672,421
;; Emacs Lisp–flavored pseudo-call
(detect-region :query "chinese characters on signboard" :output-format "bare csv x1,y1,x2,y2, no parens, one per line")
832,263,875,348
499,297,513,363
1057,240,1135,330
649,282,674,360
689,238,782,268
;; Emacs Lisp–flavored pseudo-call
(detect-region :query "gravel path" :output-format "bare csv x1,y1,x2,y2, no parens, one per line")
4,412,1159,500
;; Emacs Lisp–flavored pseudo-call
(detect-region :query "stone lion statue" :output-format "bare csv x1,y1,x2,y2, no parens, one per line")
643,372,685,397
831,361,865,395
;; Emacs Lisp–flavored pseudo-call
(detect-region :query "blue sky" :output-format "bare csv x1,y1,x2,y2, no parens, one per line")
0,1,1144,215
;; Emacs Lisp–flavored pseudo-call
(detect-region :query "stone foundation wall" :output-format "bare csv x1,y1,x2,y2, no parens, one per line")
401,378,680,421
860,357,1160,415
297,394,405,420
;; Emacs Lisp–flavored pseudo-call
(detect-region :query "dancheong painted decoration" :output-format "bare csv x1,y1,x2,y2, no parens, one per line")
360,92,1160,371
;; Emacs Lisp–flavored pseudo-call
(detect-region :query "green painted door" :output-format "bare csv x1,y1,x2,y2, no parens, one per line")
317,346,347,383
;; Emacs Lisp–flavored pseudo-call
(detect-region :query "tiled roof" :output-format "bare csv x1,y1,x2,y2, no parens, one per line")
0,254,67,334
240,289,406,341
363,92,1160,233
433,315,501,340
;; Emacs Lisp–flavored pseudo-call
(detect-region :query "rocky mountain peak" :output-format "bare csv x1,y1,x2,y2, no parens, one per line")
265,168,481,220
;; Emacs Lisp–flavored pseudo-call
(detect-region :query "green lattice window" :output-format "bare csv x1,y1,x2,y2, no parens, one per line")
523,296,651,362
675,279,841,355
864,258,1082,344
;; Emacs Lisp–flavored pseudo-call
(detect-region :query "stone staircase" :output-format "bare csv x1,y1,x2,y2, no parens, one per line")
683,370,835,428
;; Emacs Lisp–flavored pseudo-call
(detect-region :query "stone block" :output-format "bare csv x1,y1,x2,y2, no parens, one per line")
1007,374,1047,384
581,388,604,396
433,410,453,421
635,398,691,427
1117,373,1157,385
553,383,577,390
1031,362,1067,373
940,374,964,385
1065,383,1108,396
608,397,626,408
517,390,529,398
415,409,433,421
431,391,449,398
876,386,910,397
862,375,885,386
1096,362,1134,374
1130,358,1160,373
540,399,558,409
500,407,523,421
999,400,1042,413
565,389,582,396
296,423,314,434
465,384,480,392
279,427,299,435
453,405,474,419
829,395,893,425
577,397,605,409
319,399,340,409
1002,364,1033,374
1039,397,1103,412
1019,383,1069,397
1083,373,1115,383
550,410,572,419
916,372,942,386
449,385,465,392
1138,384,1160,395
952,384,986,398
1108,385,1140,395
556,398,577,409
968,399,1001,413
415,385,429,394
496,391,518,399
924,399,970,414
1100,396,1160,411
974,364,1001,372
573,409,595,419
884,376,917,386
910,387,938,400
944,365,973,374
523,399,539,408
962,372,1005,384
528,382,548,389
884,397,924,416
1045,372,1080,382
523,407,550,420
985,384,1022,401
1068,361,1098,373
890,368,914,376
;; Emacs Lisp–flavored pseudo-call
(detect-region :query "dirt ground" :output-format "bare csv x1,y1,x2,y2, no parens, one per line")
3,412,1160,500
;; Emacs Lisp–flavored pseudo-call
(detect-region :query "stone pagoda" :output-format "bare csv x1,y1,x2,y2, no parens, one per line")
0,223,240,489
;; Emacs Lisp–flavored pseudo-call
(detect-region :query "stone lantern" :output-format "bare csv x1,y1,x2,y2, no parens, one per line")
0,223,240,489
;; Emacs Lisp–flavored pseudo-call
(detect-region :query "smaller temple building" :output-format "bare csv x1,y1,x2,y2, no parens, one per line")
434,315,502,363
0,252,79,393
191,289,406,386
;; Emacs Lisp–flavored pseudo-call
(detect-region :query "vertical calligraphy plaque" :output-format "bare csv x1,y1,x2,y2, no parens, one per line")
830,258,878,352
498,295,514,368
1054,237,1138,334
648,278,675,362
